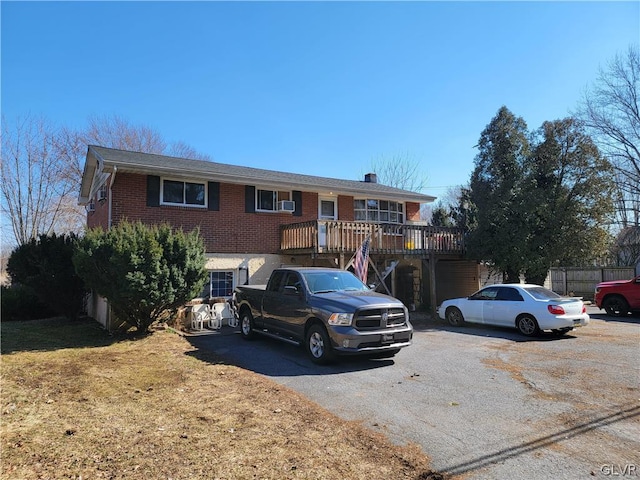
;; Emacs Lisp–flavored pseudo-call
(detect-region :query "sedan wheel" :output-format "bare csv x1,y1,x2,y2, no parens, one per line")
516,314,540,337
306,324,335,364
446,307,464,327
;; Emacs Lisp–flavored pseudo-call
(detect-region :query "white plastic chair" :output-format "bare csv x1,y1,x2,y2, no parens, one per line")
227,296,240,328
210,303,225,330
190,304,211,331
225,299,239,328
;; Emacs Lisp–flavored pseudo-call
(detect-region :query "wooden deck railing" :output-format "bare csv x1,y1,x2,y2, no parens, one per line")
280,220,464,255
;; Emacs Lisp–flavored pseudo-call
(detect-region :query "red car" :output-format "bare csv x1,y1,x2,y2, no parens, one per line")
594,275,640,316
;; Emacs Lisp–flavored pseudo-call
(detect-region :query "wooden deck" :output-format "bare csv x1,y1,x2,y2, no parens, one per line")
280,220,464,256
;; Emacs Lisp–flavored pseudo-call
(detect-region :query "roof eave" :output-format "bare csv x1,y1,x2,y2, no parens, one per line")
107,162,436,203
81,145,437,204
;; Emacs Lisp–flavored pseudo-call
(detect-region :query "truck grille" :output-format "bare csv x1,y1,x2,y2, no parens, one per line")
354,307,407,330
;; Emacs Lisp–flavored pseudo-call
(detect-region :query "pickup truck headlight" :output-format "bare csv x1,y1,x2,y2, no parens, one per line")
328,313,353,326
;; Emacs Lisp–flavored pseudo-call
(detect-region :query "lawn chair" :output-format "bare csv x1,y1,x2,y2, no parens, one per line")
210,303,225,330
211,301,237,328
190,304,212,331
226,298,239,328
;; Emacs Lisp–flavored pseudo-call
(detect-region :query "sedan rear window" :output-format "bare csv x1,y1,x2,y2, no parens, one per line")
525,287,562,300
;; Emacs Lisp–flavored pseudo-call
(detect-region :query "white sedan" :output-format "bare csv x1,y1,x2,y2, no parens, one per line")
437,284,590,336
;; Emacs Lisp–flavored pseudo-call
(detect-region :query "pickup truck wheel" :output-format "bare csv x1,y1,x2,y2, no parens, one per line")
306,324,335,364
603,296,629,317
240,311,256,340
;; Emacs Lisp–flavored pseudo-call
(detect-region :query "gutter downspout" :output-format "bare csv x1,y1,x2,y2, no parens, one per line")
106,166,117,332
108,166,117,230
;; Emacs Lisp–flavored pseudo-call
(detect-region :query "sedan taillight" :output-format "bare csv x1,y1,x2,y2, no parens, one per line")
548,305,566,315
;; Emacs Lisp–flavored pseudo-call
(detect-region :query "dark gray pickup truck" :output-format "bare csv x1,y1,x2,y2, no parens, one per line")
233,267,413,364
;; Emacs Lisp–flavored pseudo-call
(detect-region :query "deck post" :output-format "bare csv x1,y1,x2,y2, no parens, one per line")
428,252,438,317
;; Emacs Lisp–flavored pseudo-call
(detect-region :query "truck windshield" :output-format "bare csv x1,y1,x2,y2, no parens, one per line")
303,271,370,294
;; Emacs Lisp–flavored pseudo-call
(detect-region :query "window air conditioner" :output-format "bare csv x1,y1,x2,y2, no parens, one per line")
278,200,295,212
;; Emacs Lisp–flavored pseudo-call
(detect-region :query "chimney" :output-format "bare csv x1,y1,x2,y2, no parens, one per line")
364,173,378,183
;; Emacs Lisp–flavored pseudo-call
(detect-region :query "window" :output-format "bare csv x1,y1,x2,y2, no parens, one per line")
162,179,206,207
497,287,524,301
320,199,336,219
354,199,404,224
283,272,302,293
256,189,291,212
470,287,499,300
200,271,234,298
267,271,285,292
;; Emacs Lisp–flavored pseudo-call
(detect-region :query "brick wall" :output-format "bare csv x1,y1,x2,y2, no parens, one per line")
406,202,421,222
338,195,354,221
86,187,109,230
84,172,425,253
105,173,322,254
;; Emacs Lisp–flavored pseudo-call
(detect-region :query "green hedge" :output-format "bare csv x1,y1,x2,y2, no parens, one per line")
1,285,56,321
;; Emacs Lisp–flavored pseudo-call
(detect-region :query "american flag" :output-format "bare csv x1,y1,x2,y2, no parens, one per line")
353,235,371,283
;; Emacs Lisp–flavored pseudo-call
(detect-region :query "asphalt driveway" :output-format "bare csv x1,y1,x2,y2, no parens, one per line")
188,307,640,479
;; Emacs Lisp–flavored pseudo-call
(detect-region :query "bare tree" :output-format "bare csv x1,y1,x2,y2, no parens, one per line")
1,115,79,246
577,45,640,227
167,140,211,161
368,153,429,192
1,114,211,247
421,186,463,225
611,226,640,266
81,114,167,154
71,116,210,230
80,115,210,161
56,126,90,234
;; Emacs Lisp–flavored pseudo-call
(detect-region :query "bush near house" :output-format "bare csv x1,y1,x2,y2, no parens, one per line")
5,234,86,320
73,221,207,333
0,284,55,321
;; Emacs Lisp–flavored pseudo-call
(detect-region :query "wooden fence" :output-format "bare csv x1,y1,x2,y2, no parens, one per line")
549,267,636,300
478,265,637,300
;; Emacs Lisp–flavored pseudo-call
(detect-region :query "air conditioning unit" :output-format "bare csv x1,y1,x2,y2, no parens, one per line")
278,200,295,212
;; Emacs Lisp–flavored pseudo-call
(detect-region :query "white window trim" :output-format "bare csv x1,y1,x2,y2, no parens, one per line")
354,198,405,224
255,188,292,213
160,177,207,208
318,196,338,220
202,270,236,299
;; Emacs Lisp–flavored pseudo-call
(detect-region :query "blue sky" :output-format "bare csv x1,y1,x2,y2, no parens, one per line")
2,1,639,200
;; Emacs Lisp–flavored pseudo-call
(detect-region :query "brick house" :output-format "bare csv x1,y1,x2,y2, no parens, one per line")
78,145,479,328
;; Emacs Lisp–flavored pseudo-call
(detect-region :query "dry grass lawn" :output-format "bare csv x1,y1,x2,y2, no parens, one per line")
1,317,445,480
